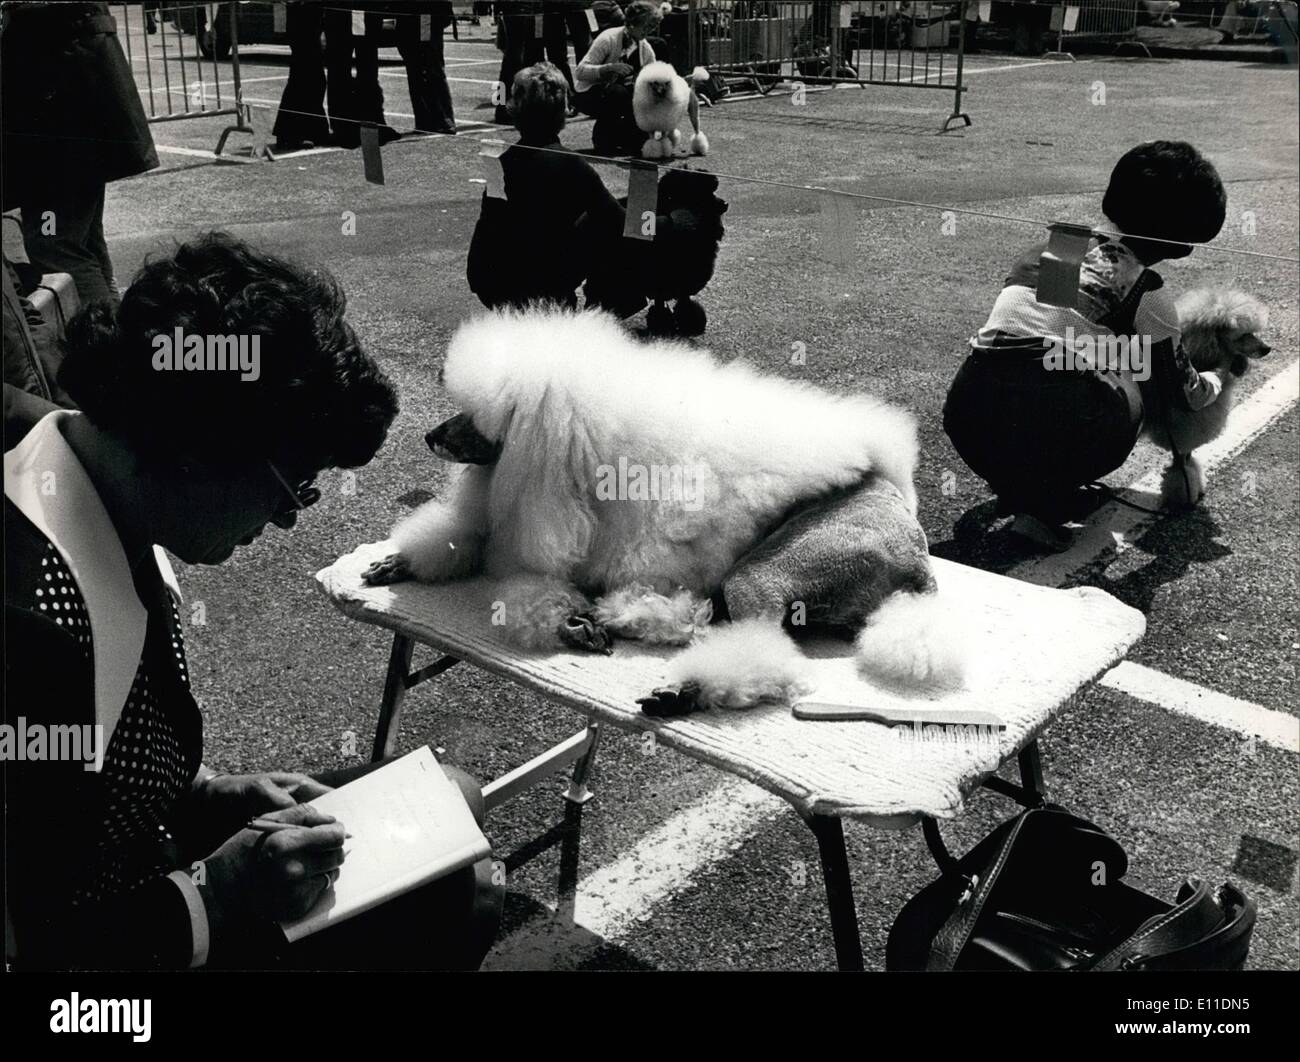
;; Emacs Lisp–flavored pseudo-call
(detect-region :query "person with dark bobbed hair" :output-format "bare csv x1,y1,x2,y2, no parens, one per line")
942,141,1229,550
3,233,503,970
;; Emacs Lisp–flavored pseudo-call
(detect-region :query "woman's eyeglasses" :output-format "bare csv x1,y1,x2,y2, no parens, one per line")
267,461,321,525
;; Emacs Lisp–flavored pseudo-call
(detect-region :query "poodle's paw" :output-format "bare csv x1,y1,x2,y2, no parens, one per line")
646,302,676,335
1161,453,1206,510
672,298,707,337
559,611,614,655
362,553,411,586
641,136,662,159
637,681,704,718
666,618,811,710
688,130,709,156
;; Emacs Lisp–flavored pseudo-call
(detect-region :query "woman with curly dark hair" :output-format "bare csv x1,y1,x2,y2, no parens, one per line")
3,232,502,970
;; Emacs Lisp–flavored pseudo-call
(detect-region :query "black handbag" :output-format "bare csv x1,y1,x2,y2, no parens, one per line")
887,805,1257,971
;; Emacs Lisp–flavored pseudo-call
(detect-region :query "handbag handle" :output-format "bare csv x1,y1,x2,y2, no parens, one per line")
1091,878,1243,971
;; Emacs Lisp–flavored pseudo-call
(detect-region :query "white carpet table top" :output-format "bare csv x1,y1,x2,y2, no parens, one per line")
317,541,1145,827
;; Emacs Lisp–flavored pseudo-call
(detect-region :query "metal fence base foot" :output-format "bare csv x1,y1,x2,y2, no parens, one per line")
214,123,271,160
941,112,972,133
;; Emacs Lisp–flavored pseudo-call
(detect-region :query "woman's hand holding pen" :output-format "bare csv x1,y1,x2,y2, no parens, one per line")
197,803,349,935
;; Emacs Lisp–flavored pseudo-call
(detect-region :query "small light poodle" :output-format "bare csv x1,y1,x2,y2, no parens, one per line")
1141,288,1271,507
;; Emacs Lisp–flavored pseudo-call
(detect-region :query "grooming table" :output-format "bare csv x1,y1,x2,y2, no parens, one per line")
316,541,1145,970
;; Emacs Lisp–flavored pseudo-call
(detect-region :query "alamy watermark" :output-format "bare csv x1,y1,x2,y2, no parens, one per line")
152,327,261,381
594,457,707,511
0,717,105,771
1042,326,1151,382
50,994,150,1042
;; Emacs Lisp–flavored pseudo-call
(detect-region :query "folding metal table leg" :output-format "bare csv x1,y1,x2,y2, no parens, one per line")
563,721,600,805
807,814,865,972
371,633,414,761
1018,739,1046,801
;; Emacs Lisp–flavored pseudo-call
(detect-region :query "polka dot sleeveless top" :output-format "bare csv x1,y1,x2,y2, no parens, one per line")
36,544,201,905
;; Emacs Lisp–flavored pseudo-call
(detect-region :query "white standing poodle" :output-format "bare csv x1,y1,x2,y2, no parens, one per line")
364,307,963,712
633,61,709,159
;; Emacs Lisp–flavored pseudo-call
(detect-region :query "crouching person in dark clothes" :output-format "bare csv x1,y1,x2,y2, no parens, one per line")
3,233,503,970
941,141,1229,551
466,61,694,314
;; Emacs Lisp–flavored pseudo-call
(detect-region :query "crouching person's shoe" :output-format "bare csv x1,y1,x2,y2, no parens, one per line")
1009,513,1074,553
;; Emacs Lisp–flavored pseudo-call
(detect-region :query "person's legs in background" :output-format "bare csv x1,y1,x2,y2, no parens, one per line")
495,2,544,124
541,1,585,94
324,7,360,148
355,12,401,143
272,2,331,150
19,183,116,306
397,7,456,134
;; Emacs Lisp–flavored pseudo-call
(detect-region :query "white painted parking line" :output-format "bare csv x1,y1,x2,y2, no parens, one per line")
1011,358,1300,587
1100,660,1299,753
154,144,255,163
482,777,784,970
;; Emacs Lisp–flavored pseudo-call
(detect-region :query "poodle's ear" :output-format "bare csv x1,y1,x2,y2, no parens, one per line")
487,386,599,574
1231,294,1269,335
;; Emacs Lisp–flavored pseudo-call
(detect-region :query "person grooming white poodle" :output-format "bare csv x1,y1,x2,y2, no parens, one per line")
363,307,963,713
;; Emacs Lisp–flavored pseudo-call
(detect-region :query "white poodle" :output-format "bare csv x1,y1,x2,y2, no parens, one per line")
1141,288,1271,507
633,61,709,159
364,307,963,711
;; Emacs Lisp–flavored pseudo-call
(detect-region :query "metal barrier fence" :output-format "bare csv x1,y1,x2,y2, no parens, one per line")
686,1,973,131
115,3,256,156
1046,1,1146,58
1217,0,1300,42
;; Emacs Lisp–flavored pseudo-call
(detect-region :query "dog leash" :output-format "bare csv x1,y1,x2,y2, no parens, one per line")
1086,483,1168,518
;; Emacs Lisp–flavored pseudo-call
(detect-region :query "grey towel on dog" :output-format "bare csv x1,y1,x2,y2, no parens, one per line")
722,474,935,629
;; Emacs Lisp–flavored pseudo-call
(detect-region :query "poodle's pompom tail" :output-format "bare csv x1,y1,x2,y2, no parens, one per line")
689,130,709,156
666,618,811,710
855,591,966,690
1161,453,1205,509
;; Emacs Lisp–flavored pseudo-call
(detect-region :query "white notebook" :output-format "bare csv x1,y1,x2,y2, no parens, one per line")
279,746,492,942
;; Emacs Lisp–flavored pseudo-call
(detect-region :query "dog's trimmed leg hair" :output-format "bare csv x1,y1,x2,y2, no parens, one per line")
494,573,612,654
644,618,811,712
593,585,713,646
364,466,490,586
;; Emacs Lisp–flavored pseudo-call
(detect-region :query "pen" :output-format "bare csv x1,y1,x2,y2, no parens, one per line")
247,817,353,839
